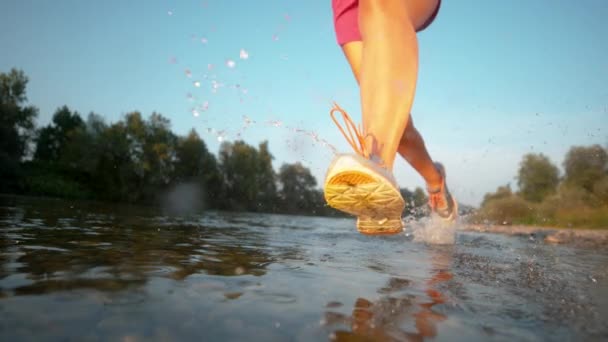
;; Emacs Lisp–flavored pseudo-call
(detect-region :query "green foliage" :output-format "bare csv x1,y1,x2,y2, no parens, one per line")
474,194,535,225
517,153,560,202
218,140,279,211
481,184,512,207
277,162,317,214
563,145,607,193
477,146,608,229
173,129,222,207
256,141,278,211
20,161,92,199
34,106,85,161
0,69,38,191
593,177,608,206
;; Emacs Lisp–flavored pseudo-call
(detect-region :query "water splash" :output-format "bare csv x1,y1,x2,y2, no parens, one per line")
216,129,227,142
225,59,236,68
211,80,222,93
267,120,282,128
239,49,249,60
410,215,457,245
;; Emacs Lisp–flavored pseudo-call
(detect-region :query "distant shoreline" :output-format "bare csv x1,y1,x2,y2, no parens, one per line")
462,224,608,246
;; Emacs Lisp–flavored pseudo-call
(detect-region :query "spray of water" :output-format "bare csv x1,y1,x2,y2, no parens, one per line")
409,215,458,245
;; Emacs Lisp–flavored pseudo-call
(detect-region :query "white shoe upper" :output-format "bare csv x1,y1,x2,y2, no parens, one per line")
324,154,399,189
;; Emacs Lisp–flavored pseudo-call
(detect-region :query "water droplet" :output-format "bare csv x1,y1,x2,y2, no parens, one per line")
239,49,249,60
167,10,173,16
185,69,192,78
272,34,279,41
226,59,236,68
268,120,282,127
242,88,248,95
201,101,209,111
201,37,208,44
193,81,201,87
168,56,178,64
186,93,193,101
274,322,280,328
243,115,255,125
191,109,200,117
207,63,214,71
211,80,222,93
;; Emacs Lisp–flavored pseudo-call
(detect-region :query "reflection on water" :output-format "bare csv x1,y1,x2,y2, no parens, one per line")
1,195,607,341
324,248,453,341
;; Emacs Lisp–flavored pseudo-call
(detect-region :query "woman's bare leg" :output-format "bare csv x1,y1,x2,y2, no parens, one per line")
342,38,442,190
358,0,438,174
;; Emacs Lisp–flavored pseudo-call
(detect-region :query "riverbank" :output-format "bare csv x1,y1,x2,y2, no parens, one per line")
462,224,608,246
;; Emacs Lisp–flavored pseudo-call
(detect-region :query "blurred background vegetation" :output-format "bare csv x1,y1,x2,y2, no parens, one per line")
3,68,605,227
1,68,432,218
473,145,608,228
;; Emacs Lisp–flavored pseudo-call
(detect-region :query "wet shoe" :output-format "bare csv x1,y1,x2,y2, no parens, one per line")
427,162,458,222
323,103,405,235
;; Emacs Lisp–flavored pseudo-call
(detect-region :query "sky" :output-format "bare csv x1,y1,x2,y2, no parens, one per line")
1,0,607,206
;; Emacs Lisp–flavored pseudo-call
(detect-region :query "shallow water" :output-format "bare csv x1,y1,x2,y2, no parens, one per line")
0,196,607,341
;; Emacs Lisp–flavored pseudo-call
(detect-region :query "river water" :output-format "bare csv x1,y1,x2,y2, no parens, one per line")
0,195,606,341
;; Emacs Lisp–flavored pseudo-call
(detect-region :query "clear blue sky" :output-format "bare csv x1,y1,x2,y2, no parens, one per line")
1,0,607,205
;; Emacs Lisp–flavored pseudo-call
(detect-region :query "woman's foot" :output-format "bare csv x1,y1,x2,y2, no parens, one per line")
323,104,404,234
324,153,405,234
427,163,458,221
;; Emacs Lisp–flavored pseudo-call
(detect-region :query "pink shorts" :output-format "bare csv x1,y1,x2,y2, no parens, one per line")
332,0,441,46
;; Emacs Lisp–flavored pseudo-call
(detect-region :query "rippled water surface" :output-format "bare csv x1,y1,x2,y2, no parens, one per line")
1,195,607,341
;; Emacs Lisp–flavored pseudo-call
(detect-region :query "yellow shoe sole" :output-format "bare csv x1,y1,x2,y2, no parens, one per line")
324,170,405,235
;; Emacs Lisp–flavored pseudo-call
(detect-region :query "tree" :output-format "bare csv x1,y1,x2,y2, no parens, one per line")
277,162,317,213
256,141,278,211
412,187,428,208
142,112,177,194
481,184,513,207
219,140,261,211
517,153,559,202
34,106,85,162
173,129,222,207
0,69,38,190
563,145,608,193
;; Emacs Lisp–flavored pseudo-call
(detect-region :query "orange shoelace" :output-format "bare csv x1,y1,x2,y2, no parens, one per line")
330,102,370,159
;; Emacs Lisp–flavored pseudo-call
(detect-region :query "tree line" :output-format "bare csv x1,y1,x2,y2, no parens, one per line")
474,145,608,228
1,68,431,217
